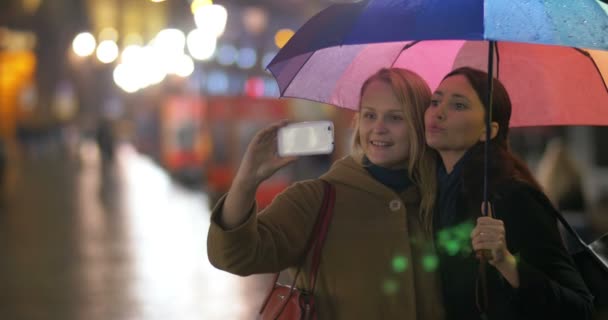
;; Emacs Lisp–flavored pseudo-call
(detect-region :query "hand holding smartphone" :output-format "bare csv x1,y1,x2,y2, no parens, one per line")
277,121,335,157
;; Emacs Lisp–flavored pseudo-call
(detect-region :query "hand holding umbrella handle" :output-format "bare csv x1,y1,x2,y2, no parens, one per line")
476,249,493,261
475,202,494,262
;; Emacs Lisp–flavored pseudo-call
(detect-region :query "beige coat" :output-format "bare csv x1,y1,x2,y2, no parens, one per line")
208,156,444,319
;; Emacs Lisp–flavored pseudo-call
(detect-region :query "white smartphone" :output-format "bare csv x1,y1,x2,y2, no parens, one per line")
277,121,334,157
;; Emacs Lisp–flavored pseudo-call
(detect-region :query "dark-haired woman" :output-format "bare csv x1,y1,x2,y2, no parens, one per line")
425,67,594,319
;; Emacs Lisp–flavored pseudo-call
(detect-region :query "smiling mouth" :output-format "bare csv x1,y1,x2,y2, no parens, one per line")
370,140,393,147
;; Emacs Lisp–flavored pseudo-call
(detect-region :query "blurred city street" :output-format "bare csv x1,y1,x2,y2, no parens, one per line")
0,141,272,320
2,1,608,319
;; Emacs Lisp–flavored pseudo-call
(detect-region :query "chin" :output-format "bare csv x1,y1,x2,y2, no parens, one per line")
425,139,442,150
369,157,404,169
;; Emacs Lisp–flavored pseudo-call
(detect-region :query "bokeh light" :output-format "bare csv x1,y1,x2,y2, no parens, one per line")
113,63,140,93
72,32,96,57
216,44,238,66
422,254,439,272
236,47,257,69
99,27,118,41
154,29,186,55
173,54,195,77
124,33,144,46
191,0,213,14
187,29,217,61
206,71,229,94
242,7,268,35
436,221,474,257
274,29,295,48
244,77,264,97
121,45,143,64
391,255,408,273
193,4,228,38
261,51,277,70
382,279,399,295
263,78,280,97
96,40,119,64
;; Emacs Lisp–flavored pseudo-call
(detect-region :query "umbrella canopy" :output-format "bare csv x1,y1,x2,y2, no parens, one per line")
268,0,608,127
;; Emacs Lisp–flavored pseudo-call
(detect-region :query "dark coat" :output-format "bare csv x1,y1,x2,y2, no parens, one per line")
434,179,594,320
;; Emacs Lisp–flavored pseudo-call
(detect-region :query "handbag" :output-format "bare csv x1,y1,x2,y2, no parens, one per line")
259,181,336,320
551,209,608,314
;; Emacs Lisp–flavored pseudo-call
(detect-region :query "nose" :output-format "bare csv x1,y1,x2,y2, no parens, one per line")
372,118,388,133
430,104,446,120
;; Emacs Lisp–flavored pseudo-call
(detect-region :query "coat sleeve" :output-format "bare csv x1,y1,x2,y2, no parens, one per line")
497,184,594,319
206,179,325,276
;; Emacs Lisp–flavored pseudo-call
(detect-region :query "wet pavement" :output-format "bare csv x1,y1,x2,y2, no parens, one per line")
0,141,272,320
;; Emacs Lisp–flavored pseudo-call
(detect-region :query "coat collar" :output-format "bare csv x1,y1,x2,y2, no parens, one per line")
320,155,420,204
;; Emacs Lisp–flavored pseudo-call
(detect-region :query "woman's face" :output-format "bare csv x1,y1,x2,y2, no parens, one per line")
424,75,487,157
358,80,410,169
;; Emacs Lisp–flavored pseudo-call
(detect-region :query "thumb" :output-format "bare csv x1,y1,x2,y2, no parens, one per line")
480,201,494,217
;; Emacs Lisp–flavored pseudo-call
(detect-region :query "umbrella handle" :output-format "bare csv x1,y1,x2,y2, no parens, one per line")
476,249,493,261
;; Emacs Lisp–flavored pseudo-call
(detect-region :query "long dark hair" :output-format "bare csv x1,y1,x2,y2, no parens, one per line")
443,67,542,208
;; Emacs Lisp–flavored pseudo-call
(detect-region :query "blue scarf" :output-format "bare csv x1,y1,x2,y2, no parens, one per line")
434,149,475,229
363,156,412,193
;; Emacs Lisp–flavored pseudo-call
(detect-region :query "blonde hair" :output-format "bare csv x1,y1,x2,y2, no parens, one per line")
352,68,437,231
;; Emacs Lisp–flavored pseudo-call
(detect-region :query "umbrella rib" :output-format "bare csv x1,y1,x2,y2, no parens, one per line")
495,42,501,79
391,41,421,68
573,48,608,94
277,1,371,97
276,51,317,97
337,0,373,48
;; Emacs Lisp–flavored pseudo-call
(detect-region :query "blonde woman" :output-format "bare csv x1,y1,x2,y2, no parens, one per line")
207,68,444,319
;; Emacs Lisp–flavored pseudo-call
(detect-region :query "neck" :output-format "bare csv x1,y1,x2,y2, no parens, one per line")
438,151,466,174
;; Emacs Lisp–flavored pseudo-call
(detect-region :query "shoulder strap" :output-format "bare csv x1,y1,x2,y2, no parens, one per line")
260,181,335,318
524,186,589,248
280,180,335,291
309,180,336,292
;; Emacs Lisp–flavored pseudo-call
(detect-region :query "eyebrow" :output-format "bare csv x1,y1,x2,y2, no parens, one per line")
433,91,471,102
361,106,404,113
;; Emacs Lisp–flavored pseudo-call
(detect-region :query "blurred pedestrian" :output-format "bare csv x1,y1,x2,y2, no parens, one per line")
537,138,598,244
96,120,115,164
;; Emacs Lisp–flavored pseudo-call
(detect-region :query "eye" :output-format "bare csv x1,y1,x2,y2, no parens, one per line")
363,112,376,119
389,114,404,121
454,103,467,110
429,99,440,107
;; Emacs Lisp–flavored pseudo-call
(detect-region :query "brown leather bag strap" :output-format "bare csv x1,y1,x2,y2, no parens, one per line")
286,180,334,289
308,181,335,293
261,180,335,314
260,180,335,319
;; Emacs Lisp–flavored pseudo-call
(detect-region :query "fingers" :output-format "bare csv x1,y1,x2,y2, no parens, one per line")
471,213,508,265
471,218,505,243
275,154,298,168
475,216,502,225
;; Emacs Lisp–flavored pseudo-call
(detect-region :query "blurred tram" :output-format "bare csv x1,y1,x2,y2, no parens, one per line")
155,94,354,209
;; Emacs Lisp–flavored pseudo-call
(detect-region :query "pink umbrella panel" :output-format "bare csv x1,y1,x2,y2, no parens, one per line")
277,40,608,127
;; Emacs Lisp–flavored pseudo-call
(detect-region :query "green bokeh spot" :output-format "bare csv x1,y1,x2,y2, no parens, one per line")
438,229,450,242
383,279,399,295
392,255,409,273
454,222,474,240
444,240,460,256
437,221,475,257
422,254,439,272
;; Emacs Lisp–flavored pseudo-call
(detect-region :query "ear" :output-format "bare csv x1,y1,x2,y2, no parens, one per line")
479,122,499,142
